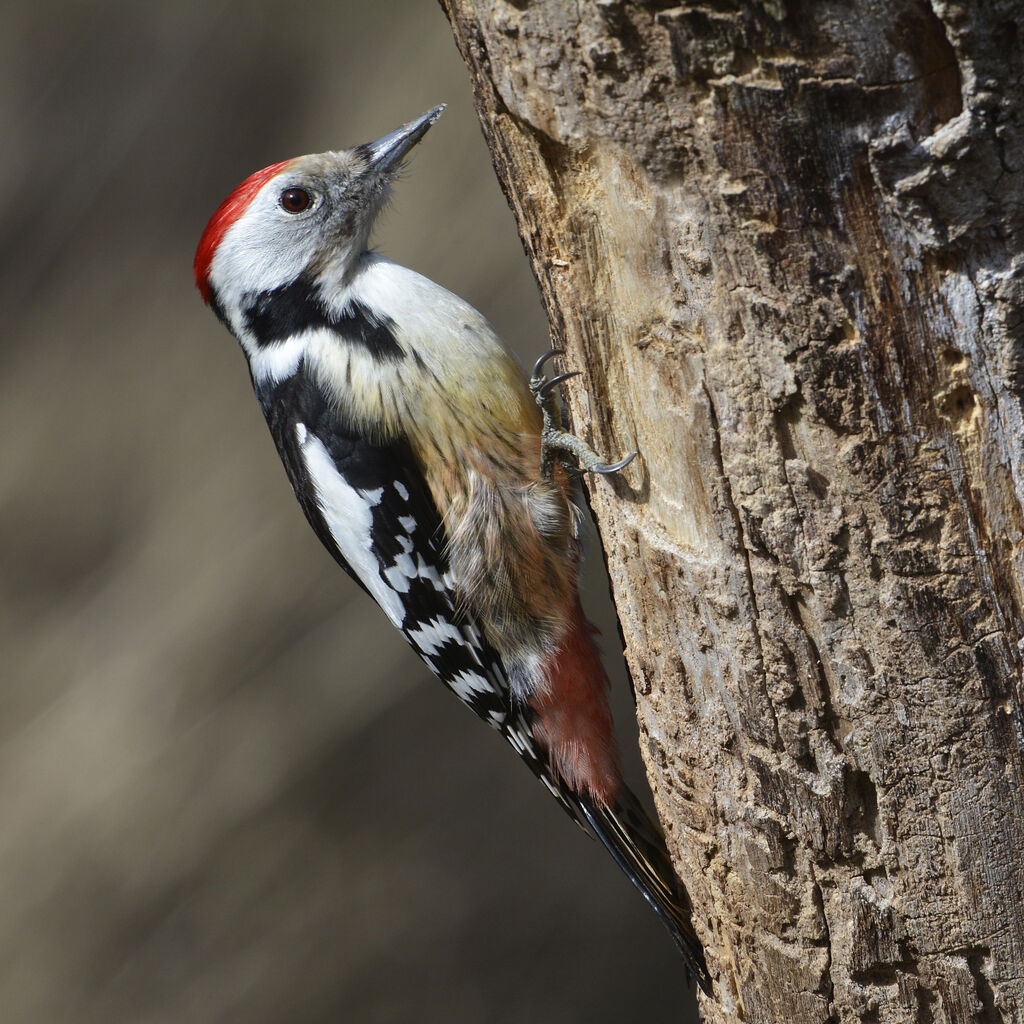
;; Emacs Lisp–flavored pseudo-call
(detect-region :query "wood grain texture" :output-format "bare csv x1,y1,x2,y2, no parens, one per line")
441,2,1024,1020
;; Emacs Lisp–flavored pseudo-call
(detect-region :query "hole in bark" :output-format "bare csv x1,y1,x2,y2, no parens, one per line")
929,250,963,275
845,769,881,847
937,383,977,426
941,346,966,368
890,1,962,135
967,950,998,1021
785,680,806,712
774,394,805,461
918,984,937,1024
732,47,757,76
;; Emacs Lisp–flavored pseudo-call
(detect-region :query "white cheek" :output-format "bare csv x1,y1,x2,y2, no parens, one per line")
210,200,318,318
213,233,307,307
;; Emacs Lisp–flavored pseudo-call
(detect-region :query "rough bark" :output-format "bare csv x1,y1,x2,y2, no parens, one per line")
441,2,1024,1021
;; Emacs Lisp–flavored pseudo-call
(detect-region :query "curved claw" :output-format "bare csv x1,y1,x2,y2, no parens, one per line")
532,348,564,379
587,450,639,476
538,370,581,398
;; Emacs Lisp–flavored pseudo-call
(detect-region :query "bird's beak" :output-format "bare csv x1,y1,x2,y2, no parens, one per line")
363,106,446,175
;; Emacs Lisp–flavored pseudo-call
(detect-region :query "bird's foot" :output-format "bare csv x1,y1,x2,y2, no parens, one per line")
530,349,638,483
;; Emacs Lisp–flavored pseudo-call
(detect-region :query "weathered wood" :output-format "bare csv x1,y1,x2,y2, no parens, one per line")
441,2,1024,1020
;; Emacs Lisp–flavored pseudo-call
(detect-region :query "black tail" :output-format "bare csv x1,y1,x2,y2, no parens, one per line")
569,786,712,995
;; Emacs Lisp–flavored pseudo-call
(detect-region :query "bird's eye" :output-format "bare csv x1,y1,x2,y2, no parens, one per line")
280,187,311,213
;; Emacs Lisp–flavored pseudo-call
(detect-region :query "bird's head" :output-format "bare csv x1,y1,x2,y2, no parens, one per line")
194,106,445,324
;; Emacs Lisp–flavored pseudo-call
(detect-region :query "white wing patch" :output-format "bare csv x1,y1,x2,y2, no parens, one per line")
298,428,406,628
448,669,492,701
415,556,446,592
384,550,416,593
407,617,466,657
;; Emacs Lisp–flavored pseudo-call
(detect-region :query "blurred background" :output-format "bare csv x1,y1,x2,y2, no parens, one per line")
1,3,699,1021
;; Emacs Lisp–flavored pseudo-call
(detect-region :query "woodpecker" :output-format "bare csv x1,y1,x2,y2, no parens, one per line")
195,107,710,993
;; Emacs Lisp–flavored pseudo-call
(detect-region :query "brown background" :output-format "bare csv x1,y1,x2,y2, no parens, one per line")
1,2,702,1022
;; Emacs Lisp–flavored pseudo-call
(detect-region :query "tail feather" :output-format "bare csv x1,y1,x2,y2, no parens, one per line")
570,786,712,995
523,602,710,991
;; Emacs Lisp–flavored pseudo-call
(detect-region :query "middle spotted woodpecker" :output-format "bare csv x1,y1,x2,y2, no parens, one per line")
194,107,710,993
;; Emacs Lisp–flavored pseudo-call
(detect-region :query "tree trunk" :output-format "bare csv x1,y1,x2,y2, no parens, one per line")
441,2,1024,1021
